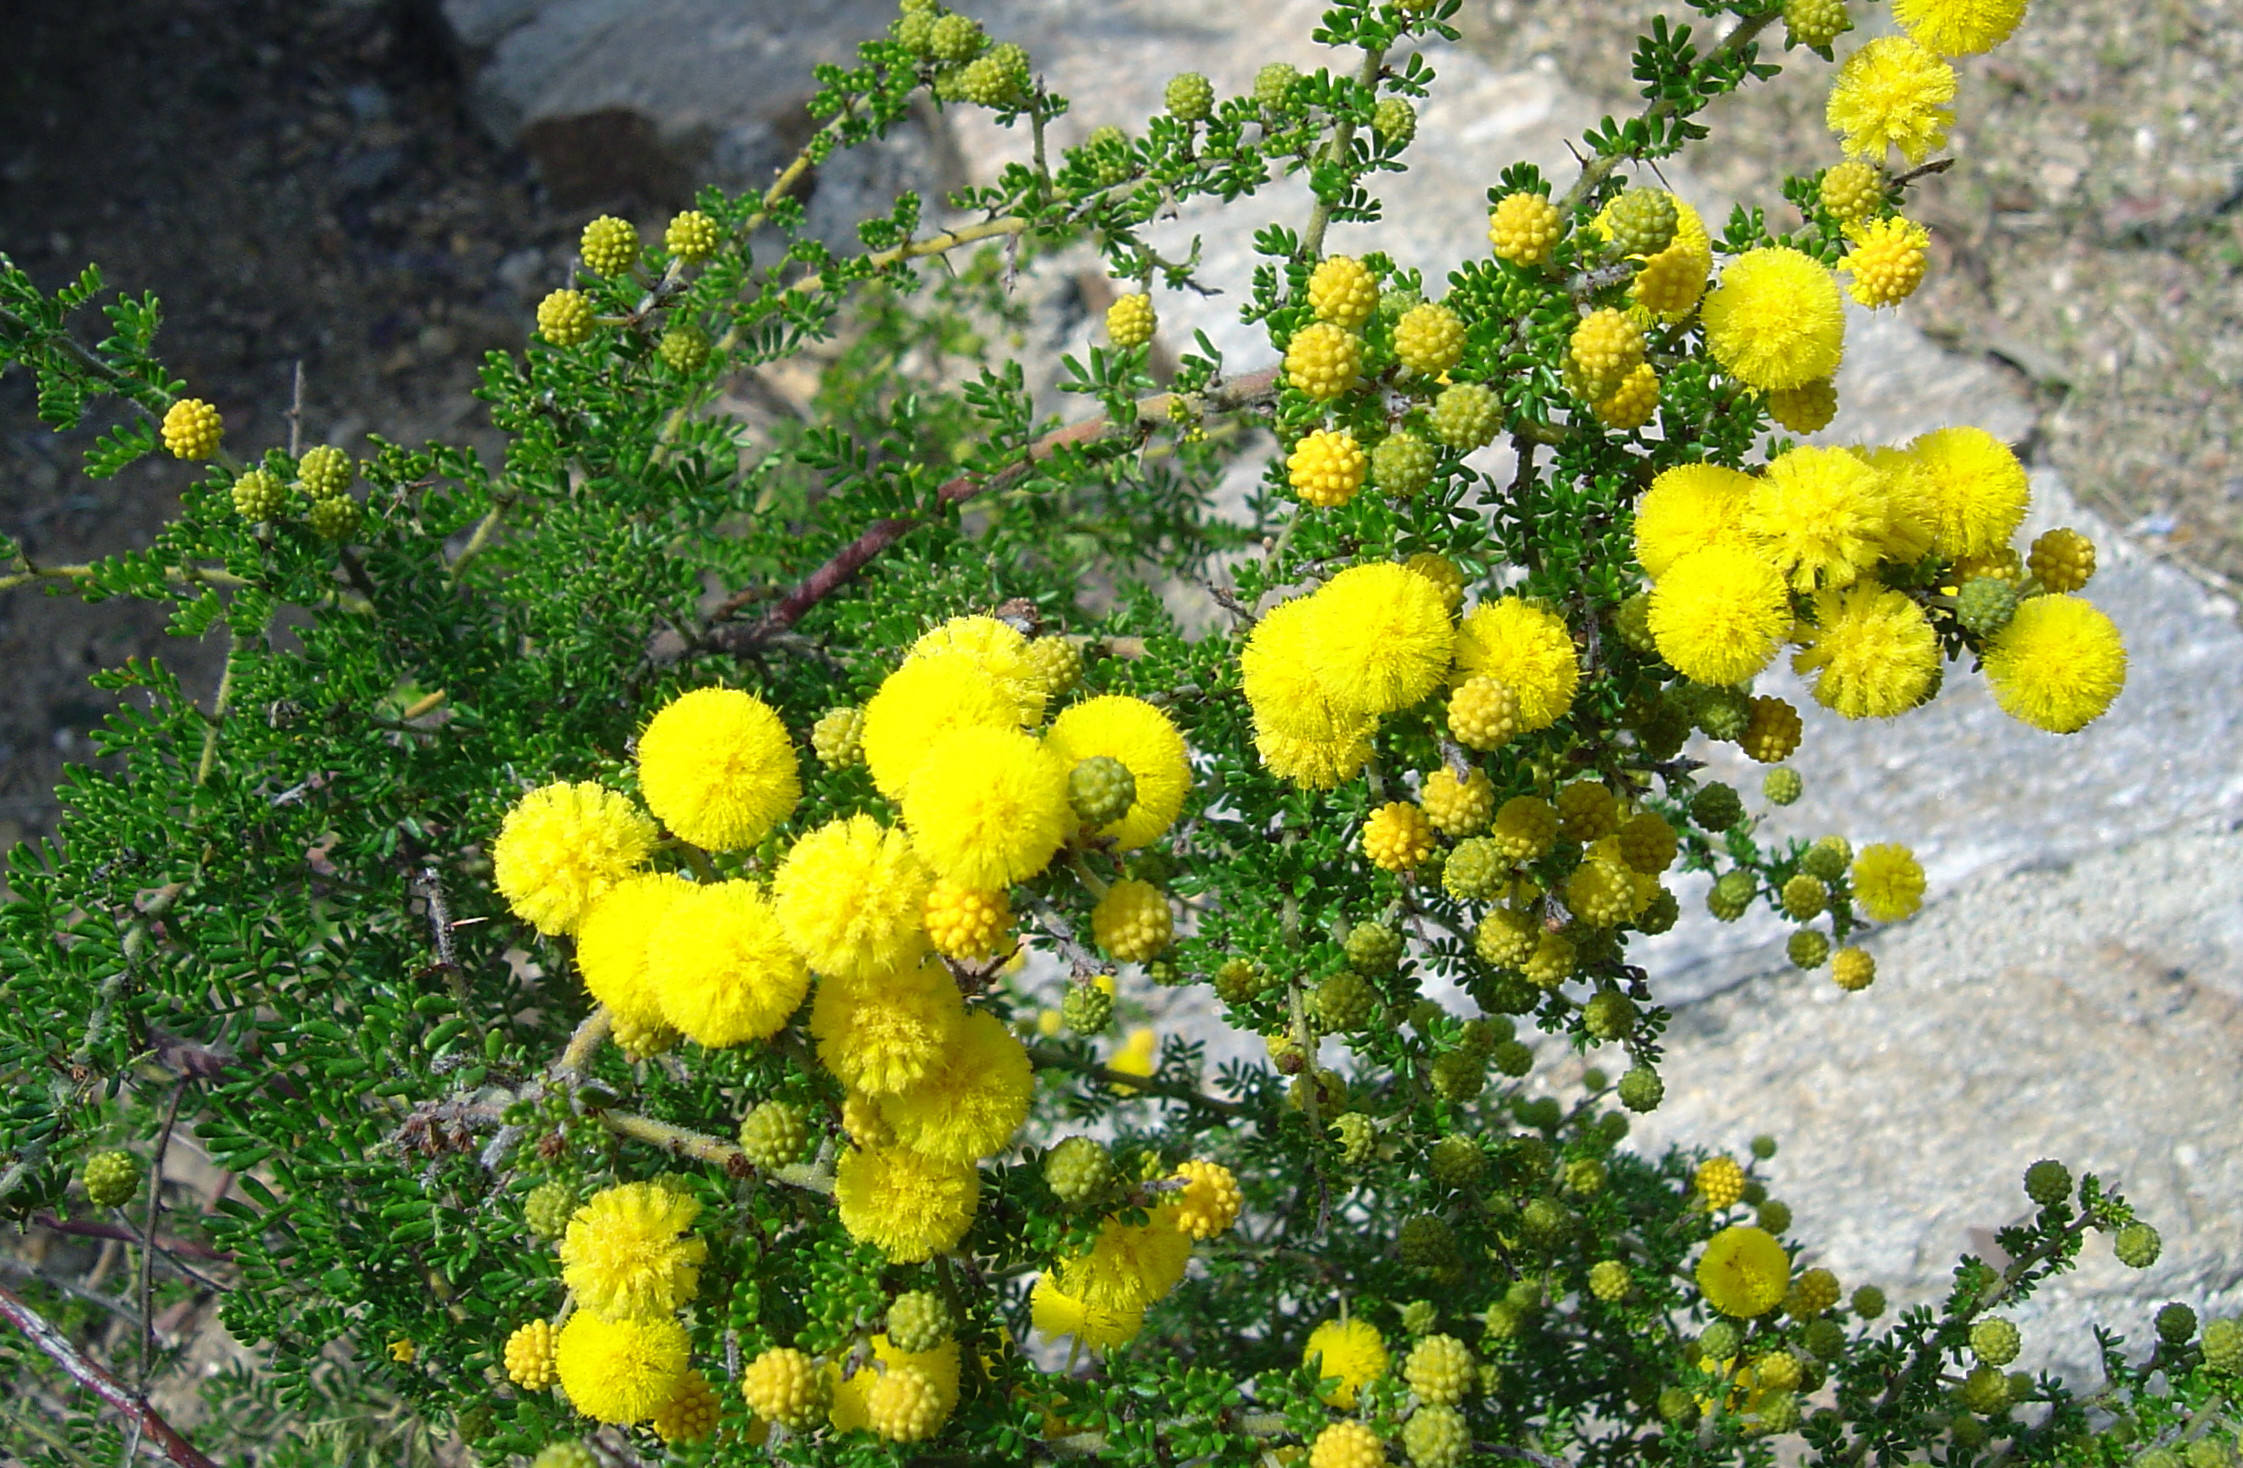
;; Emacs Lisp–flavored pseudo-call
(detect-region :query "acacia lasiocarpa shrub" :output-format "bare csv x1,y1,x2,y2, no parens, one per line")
0,0,2208,1465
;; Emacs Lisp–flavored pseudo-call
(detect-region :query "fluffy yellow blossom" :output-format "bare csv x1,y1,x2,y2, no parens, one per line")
1850,843,1926,922
575,873,694,1031
636,687,799,852
560,1181,708,1320
1303,562,1458,718
1053,1214,1194,1315
834,1145,980,1263
1451,599,1580,731
1892,0,2028,56
1747,445,1892,591
647,880,809,1047
877,1011,1034,1162
1697,1226,1792,1319
1031,1272,1146,1348
492,781,656,937
1254,726,1375,789
1982,595,2127,733
1702,247,1847,392
1907,426,2030,561
1633,463,1756,581
1828,37,1957,164
859,654,1021,799
1243,596,1363,742
810,955,965,1096
554,1310,690,1425
1169,1160,1242,1240
773,815,932,979
1646,544,1791,685
1044,695,1192,849
909,615,1048,727
1304,1318,1389,1409
901,725,1073,888
1792,586,1942,718
1840,215,1931,308
1107,1025,1160,1092
1856,446,1940,562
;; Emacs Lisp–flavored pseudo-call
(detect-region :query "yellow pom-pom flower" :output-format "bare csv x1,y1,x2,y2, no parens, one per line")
664,209,720,262
1289,428,1370,508
1308,255,1380,329
864,1363,948,1442
647,880,810,1047
1703,247,1847,392
1451,598,1580,731
774,815,931,980
1827,37,1957,165
1169,1159,1242,1239
1303,562,1458,718
2027,528,2096,593
1447,676,1517,751
1045,695,1192,849
1746,445,1892,592
1792,586,1941,718
160,398,224,460
1285,322,1364,400
1569,308,1646,402
1908,426,2030,561
1107,293,1157,348
1031,1271,1146,1349
901,724,1072,888
505,1319,558,1390
811,955,965,1096
1697,1226,1792,1319
559,1181,708,1321
1054,1214,1194,1314
1310,1421,1386,1468
1254,726,1375,789
924,878,1012,960
1850,843,1925,921
828,1336,961,1434
1982,594,2126,733
834,1145,981,1263
1646,545,1791,685
1420,765,1495,837
1629,197,1714,320
536,288,596,347
1594,362,1661,430
910,614,1049,727
878,1010,1034,1162
553,1309,690,1425
1696,1155,1748,1209
1394,302,1467,377
1091,878,1173,963
493,781,657,937
860,654,1020,799
1243,595,1373,746
1404,552,1467,611
1633,463,1756,581
1489,795,1559,863
1304,1317,1389,1408
1364,802,1438,872
741,1347,831,1430
1740,696,1804,763
1840,215,1931,308
637,687,799,852
651,1370,719,1444
575,872,694,1031
1488,191,1564,265
1891,0,2028,57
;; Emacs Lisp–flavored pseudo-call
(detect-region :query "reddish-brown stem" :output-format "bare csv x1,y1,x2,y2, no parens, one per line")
29,1216,232,1263
0,1280,220,1468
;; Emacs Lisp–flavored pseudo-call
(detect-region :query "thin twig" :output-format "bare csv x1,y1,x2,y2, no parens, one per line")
589,1108,834,1194
136,1084,186,1392
1301,44,1389,260
0,1256,148,1331
285,361,305,460
0,1281,220,1468
192,628,237,787
28,1217,231,1265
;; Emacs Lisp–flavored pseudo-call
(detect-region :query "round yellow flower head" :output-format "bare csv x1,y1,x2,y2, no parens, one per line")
1488,191,1565,265
1363,801,1438,872
1308,255,1380,329
1055,1212,1194,1315
1169,1159,1243,1240
1697,1225,1792,1318
1420,765,1496,837
1907,426,2030,561
1850,843,1926,922
773,815,932,980
1647,544,1791,685
1394,302,1467,378
664,209,720,263
1569,308,1646,402
741,1347,831,1430
901,724,1072,888
1452,598,1581,731
1747,445,1892,592
1740,695,1805,763
1702,247,1846,392
647,880,809,1047
1108,1025,1159,1089
810,955,966,1096
1092,877,1173,963
876,1010,1035,1162
834,1145,980,1263
553,1309,690,1424
909,614,1048,727
575,872,694,1030
1304,562,1458,718
493,781,657,937
860,654,1020,799
1304,1317,1389,1408
1840,215,1931,308
828,1335,962,1434
504,1318,558,1390
1792,585,1941,718
1594,362,1661,431
1031,1271,1146,1348
1254,725,1375,789
864,1362,948,1442
1827,37,1957,164
559,1181,709,1321
1107,292,1157,349
2027,528,2097,594
1405,552,1467,611
160,398,224,461
923,879,1012,960
1891,0,2028,56
1244,596,1372,743
1852,445,1939,562
1447,676,1518,751
1696,1155,1748,1210
1489,794,1560,863
1770,378,1841,436
1285,321,1364,401
636,687,799,853
1983,595,2126,733
1044,695,1192,849
1622,196,1714,320
1310,1421,1385,1468
1289,428,1370,508
1832,945,1877,991
1641,471,1758,588
652,1370,719,1444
